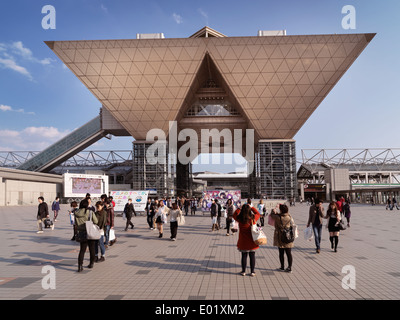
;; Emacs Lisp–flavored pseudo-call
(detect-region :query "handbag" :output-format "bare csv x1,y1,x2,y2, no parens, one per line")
337,220,347,231
86,212,101,240
231,219,238,233
251,220,267,245
177,212,185,226
267,214,275,226
279,215,295,244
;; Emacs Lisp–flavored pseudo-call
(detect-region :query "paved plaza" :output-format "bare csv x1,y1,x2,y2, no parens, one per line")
0,203,399,301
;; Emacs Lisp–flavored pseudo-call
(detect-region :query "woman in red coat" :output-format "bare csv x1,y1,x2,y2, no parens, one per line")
233,204,260,277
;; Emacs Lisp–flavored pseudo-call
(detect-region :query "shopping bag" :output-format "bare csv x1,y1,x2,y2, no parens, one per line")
304,226,314,241
293,223,299,239
251,223,267,245
212,216,217,224
267,214,275,226
231,219,238,233
69,212,75,225
109,228,116,241
177,213,185,226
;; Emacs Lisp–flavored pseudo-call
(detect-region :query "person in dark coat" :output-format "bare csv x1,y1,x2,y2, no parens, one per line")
307,198,325,254
225,199,235,236
210,199,218,231
36,197,49,233
124,198,135,231
94,201,107,262
51,197,60,222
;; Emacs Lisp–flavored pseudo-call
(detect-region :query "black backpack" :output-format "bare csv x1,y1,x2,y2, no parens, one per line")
279,215,295,244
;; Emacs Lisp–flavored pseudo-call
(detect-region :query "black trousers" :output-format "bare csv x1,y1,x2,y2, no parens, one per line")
278,248,293,269
226,217,233,233
147,214,154,228
78,240,96,266
170,221,178,239
241,252,256,273
125,216,134,230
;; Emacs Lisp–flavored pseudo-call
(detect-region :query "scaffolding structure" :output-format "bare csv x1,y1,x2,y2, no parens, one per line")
257,140,297,199
132,142,174,197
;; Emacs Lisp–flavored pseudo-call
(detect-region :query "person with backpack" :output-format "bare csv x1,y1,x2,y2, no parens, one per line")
270,204,295,273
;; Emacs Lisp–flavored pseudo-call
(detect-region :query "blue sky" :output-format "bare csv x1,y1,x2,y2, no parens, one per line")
0,0,399,172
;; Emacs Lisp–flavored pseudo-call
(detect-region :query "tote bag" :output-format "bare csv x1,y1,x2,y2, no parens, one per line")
177,212,185,226
86,212,101,240
251,222,267,245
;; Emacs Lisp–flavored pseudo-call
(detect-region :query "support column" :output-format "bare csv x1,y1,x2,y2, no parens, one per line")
257,139,297,200
132,140,173,198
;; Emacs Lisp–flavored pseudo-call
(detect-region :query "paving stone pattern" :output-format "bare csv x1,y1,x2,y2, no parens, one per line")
0,204,399,300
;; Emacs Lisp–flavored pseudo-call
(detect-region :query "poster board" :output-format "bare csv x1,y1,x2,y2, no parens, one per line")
200,190,241,211
110,190,149,212
63,173,108,198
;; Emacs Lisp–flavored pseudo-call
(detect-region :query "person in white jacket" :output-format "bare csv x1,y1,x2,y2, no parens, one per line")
154,200,170,238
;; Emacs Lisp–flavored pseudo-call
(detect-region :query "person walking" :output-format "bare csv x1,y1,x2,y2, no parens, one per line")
386,197,392,210
233,204,260,277
123,198,135,231
154,200,170,238
183,198,190,216
210,199,218,231
169,203,182,241
343,200,351,227
307,198,325,254
36,196,50,233
51,197,60,222
145,198,153,229
216,199,222,229
326,201,341,252
270,204,295,273
94,201,107,263
225,199,235,236
393,197,399,210
190,198,196,215
75,198,98,272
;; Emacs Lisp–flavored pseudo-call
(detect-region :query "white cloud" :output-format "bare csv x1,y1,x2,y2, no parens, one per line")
0,126,70,151
198,8,208,21
100,4,108,14
0,58,32,80
0,104,35,115
0,41,54,80
11,41,55,65
172,13,183,24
